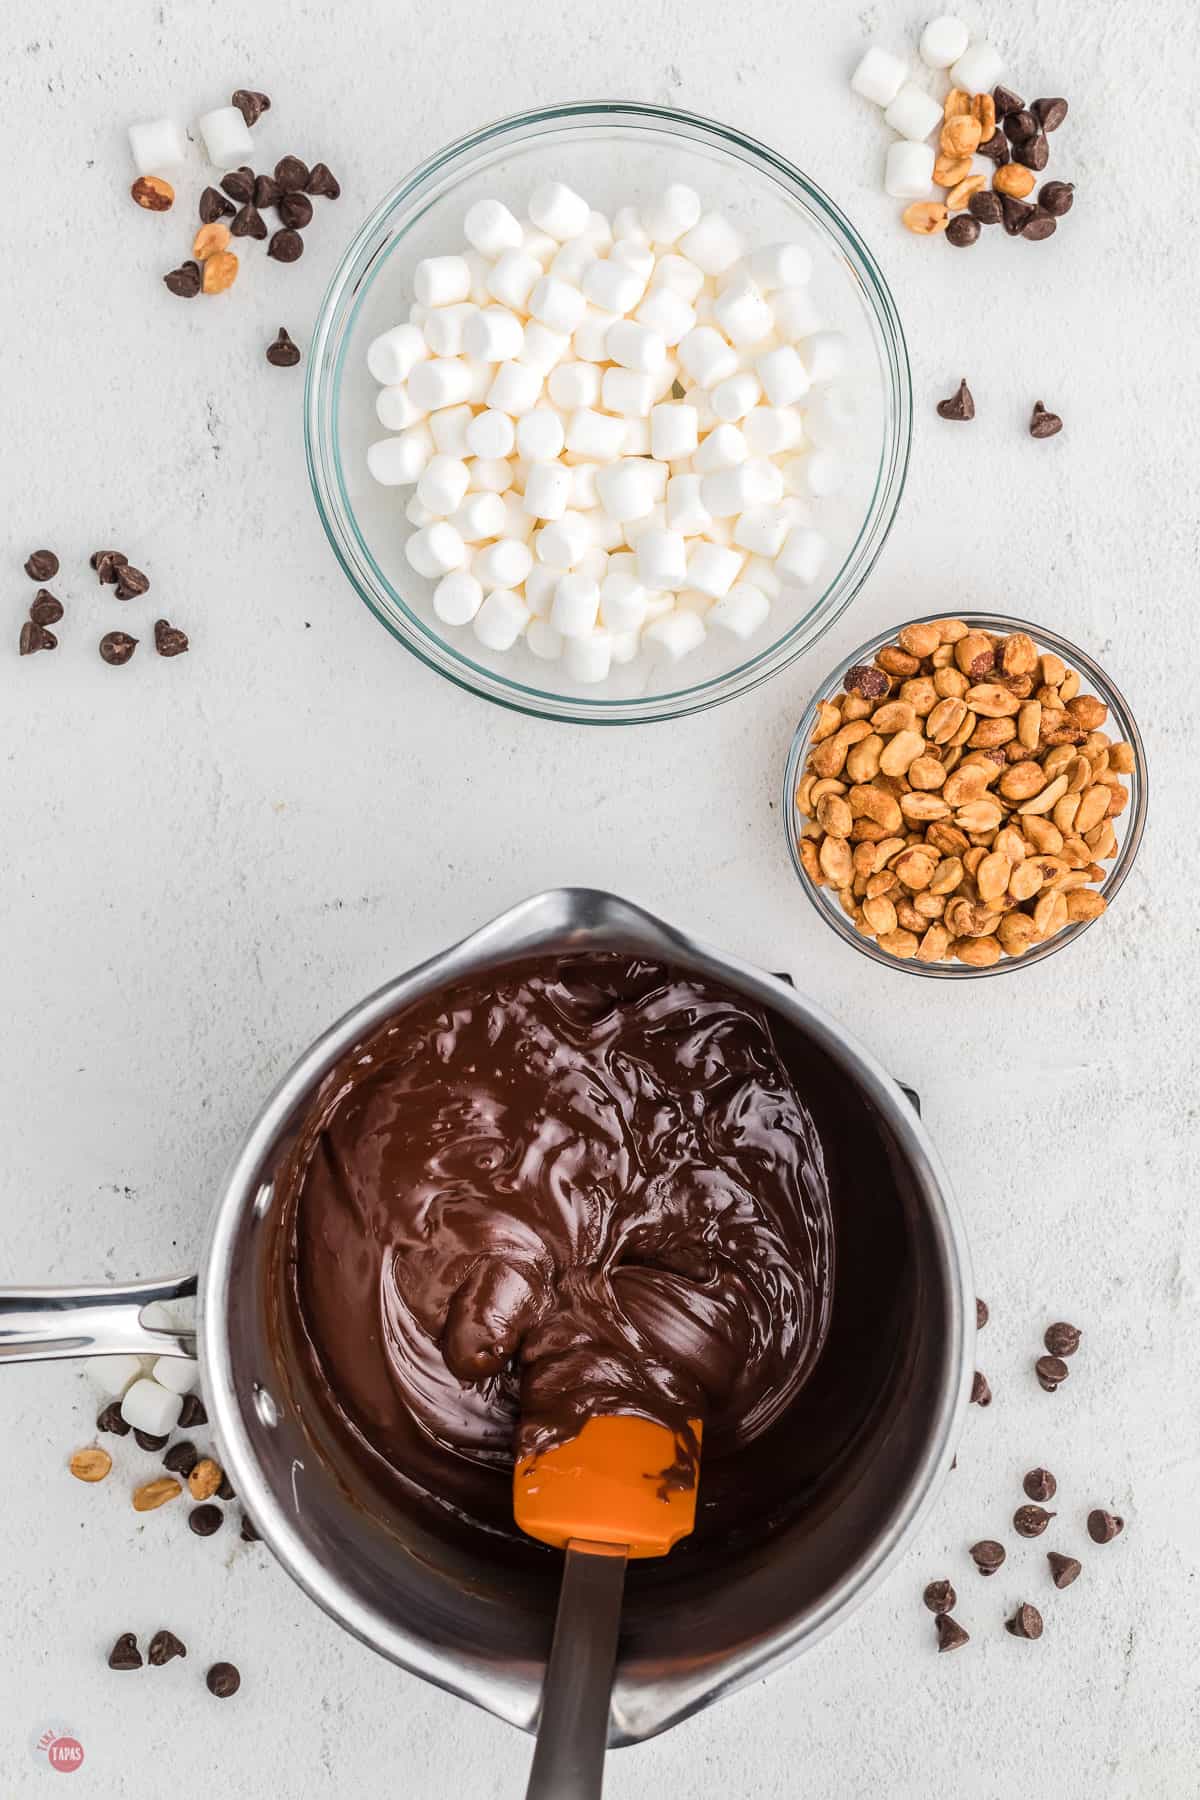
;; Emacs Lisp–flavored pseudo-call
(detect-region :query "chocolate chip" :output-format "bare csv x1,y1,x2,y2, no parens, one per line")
1048,1551,1082,1589
1043,1321,1080,1357
268,227,304,263
1021,207,1057,240
99,631,138,666
935,1614,969,1652
1015,134,1050,172
274,155,310,193
1087,1508,1124,1544
232,88,271,127
946,214,980,248
164,260,202,298
134,1428,168,1451
189,1503,224,1537
221,166,255,205
1005,1602,1043,1640
30,590,64,626
154,618,189,657
992,84,1024,118
976,129,1010,165
923,1579,956,1614
845,663,890,698
92,549,128,583
147,1628,187,1665
278,189,313,230
1030,403,1064,441
20,621,56,654
1000,195,1035,237
231,201,268,240
254,173,282,209
178,1393,207,1428
114,564,150,601
199,186,235,224
1004,108,1039,145
970,1370,991,1406
1023,1467,1057,1502
206,1661,241,1698
217,1471,236,1501
23,549,58,581
968,190,1004,226
936,378,974,422
266,327,301,368
240,1513,260,1542
976,1298,989,1329
162,1440,199,1477
1033,97,1069,132
1013,1504,1055,1538
970,1539,1006,1576
1039,180,1075,217
306,162,341,200
108,1632,142,1670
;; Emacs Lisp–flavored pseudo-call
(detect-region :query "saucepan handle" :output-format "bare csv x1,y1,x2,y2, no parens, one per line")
0,1273,198,1364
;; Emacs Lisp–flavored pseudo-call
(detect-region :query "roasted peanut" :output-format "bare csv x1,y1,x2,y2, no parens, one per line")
970,92,997,138
133,1477,182,1512
934,152,973,187
903,202,950,236
946,174,986,211
943,88,971,119
994,164,1036,199
940,115,982,157
70,1447,113,1483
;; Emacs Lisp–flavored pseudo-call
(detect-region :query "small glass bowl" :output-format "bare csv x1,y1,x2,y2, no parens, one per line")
305,100,911,725
783,613,1148,978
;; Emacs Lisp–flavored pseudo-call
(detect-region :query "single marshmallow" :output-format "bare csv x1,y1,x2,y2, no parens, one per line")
487,250,542,311
451,490,507,541
473,588,530,650
733,504,791,558
151,1354,199,1395
529,275,588,335
367,323,428,385
517,407,567,461
464,251,492,306
523,461,573,520
634,285,696,346
678,212,744,276
565,629,613,685
569,462,599,508
409,358,475,412
468,456,515,493
802,449,844,497
128,117,188,175
652,255,706,303
642,592,676,624
651,403,699,462
644,609,706,660
601,367,656,417
576,546,611,584
772,287,824,342
526,617,565,661
487,360,544,416
121,1377,184,1435
713,273,774,348
850,45,908,106
687,540,744,599
406,521,468,577
418,454,471,515
743,406,803,457
885,137,936,199
474,537,534,589
549,362,601,411
677,326,738,389
950,41,1004,92
424,303,478,358
375,384,424,432
498,493,535,543
775,525,827,585
85,1353,144,1393
463,305,525,363
652,357,680,402
884,82,945,142
467,409,517,460
367,425,434,486
743,555,783,600
197,105,255,168
565,408,626,462
708,582,770,639
710,371,762,422
610,629,640,664
803,331,847,383
693,423,749,473
705,513,735,547
642,183,703,246
805,386,857,448
550,573,601,638
581,210,613,249
920,14,969,68
610,239,656,283
521,226,558,266
573,308,620,363
463,359,494,403
748,242,814,292
415,255,472,309
464,197,524,257
606,320,666,375
701,458,782,517
406,494,437,528
529,180,591,241
595,459,659,523
682,385,719,433
599,571,648,633
433,570,484,625
590,510,627,550
550,238,594,285
636,528,688,590
581,257,646,317
537,513,594,569
524,563,560,616
666,473,712,536
518,321,571,375
429,404,474,458
755,344,811,408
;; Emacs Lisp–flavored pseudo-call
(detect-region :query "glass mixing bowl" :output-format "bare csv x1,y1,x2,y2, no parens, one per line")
305,101,910,724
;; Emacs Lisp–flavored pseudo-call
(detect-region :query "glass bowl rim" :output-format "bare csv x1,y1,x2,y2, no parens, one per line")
783,610,1149,978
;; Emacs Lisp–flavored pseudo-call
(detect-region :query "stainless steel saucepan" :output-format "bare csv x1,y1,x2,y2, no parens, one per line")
0,889,973,1746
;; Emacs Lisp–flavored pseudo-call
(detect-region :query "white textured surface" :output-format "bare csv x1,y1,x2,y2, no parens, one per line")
1,2,1196,1795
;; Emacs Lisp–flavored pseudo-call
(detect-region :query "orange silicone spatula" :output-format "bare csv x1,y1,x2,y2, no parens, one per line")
515,1415,702,1800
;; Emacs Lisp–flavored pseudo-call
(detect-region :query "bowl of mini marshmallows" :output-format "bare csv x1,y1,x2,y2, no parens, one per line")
306,101,911,723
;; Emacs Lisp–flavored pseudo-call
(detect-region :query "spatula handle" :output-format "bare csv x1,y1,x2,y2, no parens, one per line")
525,1539,628,1800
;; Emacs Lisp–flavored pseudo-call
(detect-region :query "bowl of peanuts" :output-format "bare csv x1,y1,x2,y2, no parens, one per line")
784,613,1147,974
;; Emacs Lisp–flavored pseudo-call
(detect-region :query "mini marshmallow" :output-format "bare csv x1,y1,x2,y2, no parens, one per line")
642,592,676,624
375,384,424,431
526,618,564,660
517,407,567,461
550,573,601,638
521,226,558,266
755,344,811,408
920,14,969,68
537,513,594,569
687,540,744,599
406,521,468,578
850,45,908,106
701,458,782,518
652,255,706,303
424,303,478,357
524,563,559,615
610,239,656,283
463,305,525,363
451,491,507,542
950,41,1004,93
887,135,935,199
884,82,945,142
487,250,542,311
582,257,647,316
429,404,474,457
85,1353,143,1394
550,238,595,286
651,403,699,462
417,454,471,515
623,503,665,550
643,609,706,660
676,589,713,617
415,255,472,309
652,357,680,403
549,362,601,410
473,588,530,650
612,204,647,242
487,360,544,416
197,105,255,168
678,211,744,277
569,462,599,508
576,545,610,583
523,461,573,520
152,1355,199,1395
367,425,434,486
433,570,484,625
403,489,439,525
573,308,620,363
775,525,827,585
744,405,805,456
474,537,534,589
498,494,535,543
802,449,844,497
409,358,475,412
682,385,719,434
595,459,659,523
705,514,735,547
367,323,428,385
610,630,640,664
749,242,814,292
128,117,188,175
642,182,703,245
693,423,749,473
121,1377,184,1436
634,285,696,346
710,371,762,422
771,287,824,342
708,582,770,639
529,180,591,241
529,275,588,335
636,528,688,590
713,273,774,348
733,504,791,558
468,456,515,493
464,251,492,306
565,408,626,462
599,571,648,633
565,629,613,685
467,409,517,460
803,386,857,447
803,331,847,383
677,326,738,388
666,473,712,536
590,510,628,550
518,321,571,375
743,555,783,600
601,367,657,417
464,197,524,257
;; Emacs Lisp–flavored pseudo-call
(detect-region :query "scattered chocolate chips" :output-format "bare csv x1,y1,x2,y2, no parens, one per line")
1021,207,1057,241
97,1400,130,1436
1044,1321,1080,1356
231,202,268,241
1023,1467,1057,1503
976,1298,989,1330
278,189,313,230
154,618,189,658
845,663,890,699
274,155,310,193
147,1628,187,1665
199,186,235,224
1013,1504,1055,1538
268,227,304,263
254,173,282,210
24,549,58,581
1000,195,1035,237
1015,134,1050,172
1030,403,1064,441
969,1539,1006,1576
935,1614,970,1653
108,1632,142,1670
1035,1353,1069,1391
992,84,1024,119
1087,1508,1124,1544
946,214,980,249
134,1428,169,1451
240,1513,260,1542
178,1393,208,1428
1033,97,1069,132
1004,108,1039,145
164,260,202,298
1005,1602,1043,1641
976,129,1010,165
217,1471,236,1501
162,1440,199,1477
1039,180,1075,216
936,378,974,422
92,549,128,584
232,88,271,127
114,564,150,600
266,326,301,368
970,1370,992,1407
19,621,56,655
221,166,256,205
206,1661,241,1699
1048,1551,1082,1589
306,162,341,200
99,631,138,666
30,590,64,626
923,1579,956,1615
189,1503,224,1537
968,190,1004,225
